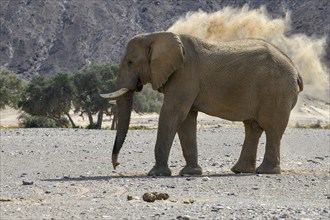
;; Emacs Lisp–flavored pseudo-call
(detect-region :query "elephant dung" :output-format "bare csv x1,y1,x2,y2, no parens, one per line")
142,192,169,202
155,192,169,200
142,192,156,202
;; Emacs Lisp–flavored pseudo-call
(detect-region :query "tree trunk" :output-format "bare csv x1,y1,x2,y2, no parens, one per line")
111,105,118,130
96,110,103,129
65,112,76,128
87,111,94,126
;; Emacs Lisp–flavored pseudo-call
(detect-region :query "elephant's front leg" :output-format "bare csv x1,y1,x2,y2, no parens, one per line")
147,100,192,176
177,111,202,176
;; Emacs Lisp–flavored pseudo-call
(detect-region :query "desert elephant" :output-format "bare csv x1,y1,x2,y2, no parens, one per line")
101,31,303,176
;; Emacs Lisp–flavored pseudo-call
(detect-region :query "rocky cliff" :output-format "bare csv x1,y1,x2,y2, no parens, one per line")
0,0,329,78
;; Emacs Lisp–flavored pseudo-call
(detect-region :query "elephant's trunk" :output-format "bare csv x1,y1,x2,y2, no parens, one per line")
112,90,134,169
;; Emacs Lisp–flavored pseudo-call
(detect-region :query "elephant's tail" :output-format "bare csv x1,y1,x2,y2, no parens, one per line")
297,71,304,92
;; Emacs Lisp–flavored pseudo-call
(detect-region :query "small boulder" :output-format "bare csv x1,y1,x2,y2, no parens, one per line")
22,180,34,185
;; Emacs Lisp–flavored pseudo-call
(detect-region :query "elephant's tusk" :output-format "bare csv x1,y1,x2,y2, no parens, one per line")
100,88,130,99
112,154,120,169
108,100,116,105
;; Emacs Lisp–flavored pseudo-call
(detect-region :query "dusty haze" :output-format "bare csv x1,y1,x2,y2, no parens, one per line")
168,6,329,89
168,6,329,121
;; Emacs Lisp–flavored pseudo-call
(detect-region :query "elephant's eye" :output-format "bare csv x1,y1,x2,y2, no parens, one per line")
127,60,133,66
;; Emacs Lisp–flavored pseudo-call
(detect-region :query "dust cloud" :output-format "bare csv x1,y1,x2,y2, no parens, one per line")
168,6,329,100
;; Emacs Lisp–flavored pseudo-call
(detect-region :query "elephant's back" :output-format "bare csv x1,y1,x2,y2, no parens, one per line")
221,39,299,87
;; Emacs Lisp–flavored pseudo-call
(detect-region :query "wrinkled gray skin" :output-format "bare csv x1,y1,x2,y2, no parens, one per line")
105,32,303,176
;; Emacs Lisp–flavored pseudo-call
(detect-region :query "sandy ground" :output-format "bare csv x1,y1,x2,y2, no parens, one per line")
0,104,329,130
0,128,329,219
0,108,240,129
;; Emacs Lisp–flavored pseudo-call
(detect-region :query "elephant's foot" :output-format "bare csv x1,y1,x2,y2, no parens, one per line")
231,160,256,174
147,165,172,176
179,164,203,176
256,162,281,174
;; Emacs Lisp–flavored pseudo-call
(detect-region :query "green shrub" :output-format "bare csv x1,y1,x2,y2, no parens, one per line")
85,123,100,129
133,84,163,113
0,69,25,109
293,120,329,129
18,114,69,128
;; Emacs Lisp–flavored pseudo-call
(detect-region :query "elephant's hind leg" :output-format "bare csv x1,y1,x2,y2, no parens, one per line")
231,120,264,173
178,111,202,176
256,126,286,174
256,103,291,174
256,129,283,174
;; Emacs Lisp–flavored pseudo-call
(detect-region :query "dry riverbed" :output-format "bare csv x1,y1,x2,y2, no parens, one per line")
0,128,329,219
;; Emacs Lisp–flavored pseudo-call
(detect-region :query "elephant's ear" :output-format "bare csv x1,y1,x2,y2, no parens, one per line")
148,32,185,90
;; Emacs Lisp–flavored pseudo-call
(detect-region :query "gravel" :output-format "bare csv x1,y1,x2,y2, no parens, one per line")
0,128,329,219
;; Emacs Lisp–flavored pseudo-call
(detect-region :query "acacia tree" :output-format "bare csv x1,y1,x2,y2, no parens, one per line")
0,69,25,110
98,64,118,129
19,75,49,116
73,64,117,129
19,72,76,127
46,72,76,127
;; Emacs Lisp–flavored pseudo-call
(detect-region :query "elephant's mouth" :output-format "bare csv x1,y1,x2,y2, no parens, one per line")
135,79,143,92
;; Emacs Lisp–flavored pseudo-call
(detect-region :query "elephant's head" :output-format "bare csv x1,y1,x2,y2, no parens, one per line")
101,32,185,169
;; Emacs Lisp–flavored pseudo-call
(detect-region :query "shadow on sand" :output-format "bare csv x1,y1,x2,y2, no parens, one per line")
42,172,257,182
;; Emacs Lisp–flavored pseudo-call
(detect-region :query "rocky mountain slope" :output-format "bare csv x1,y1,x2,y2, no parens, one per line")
0,0,329,78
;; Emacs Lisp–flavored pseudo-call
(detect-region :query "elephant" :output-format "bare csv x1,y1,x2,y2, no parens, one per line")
101,31,303,176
